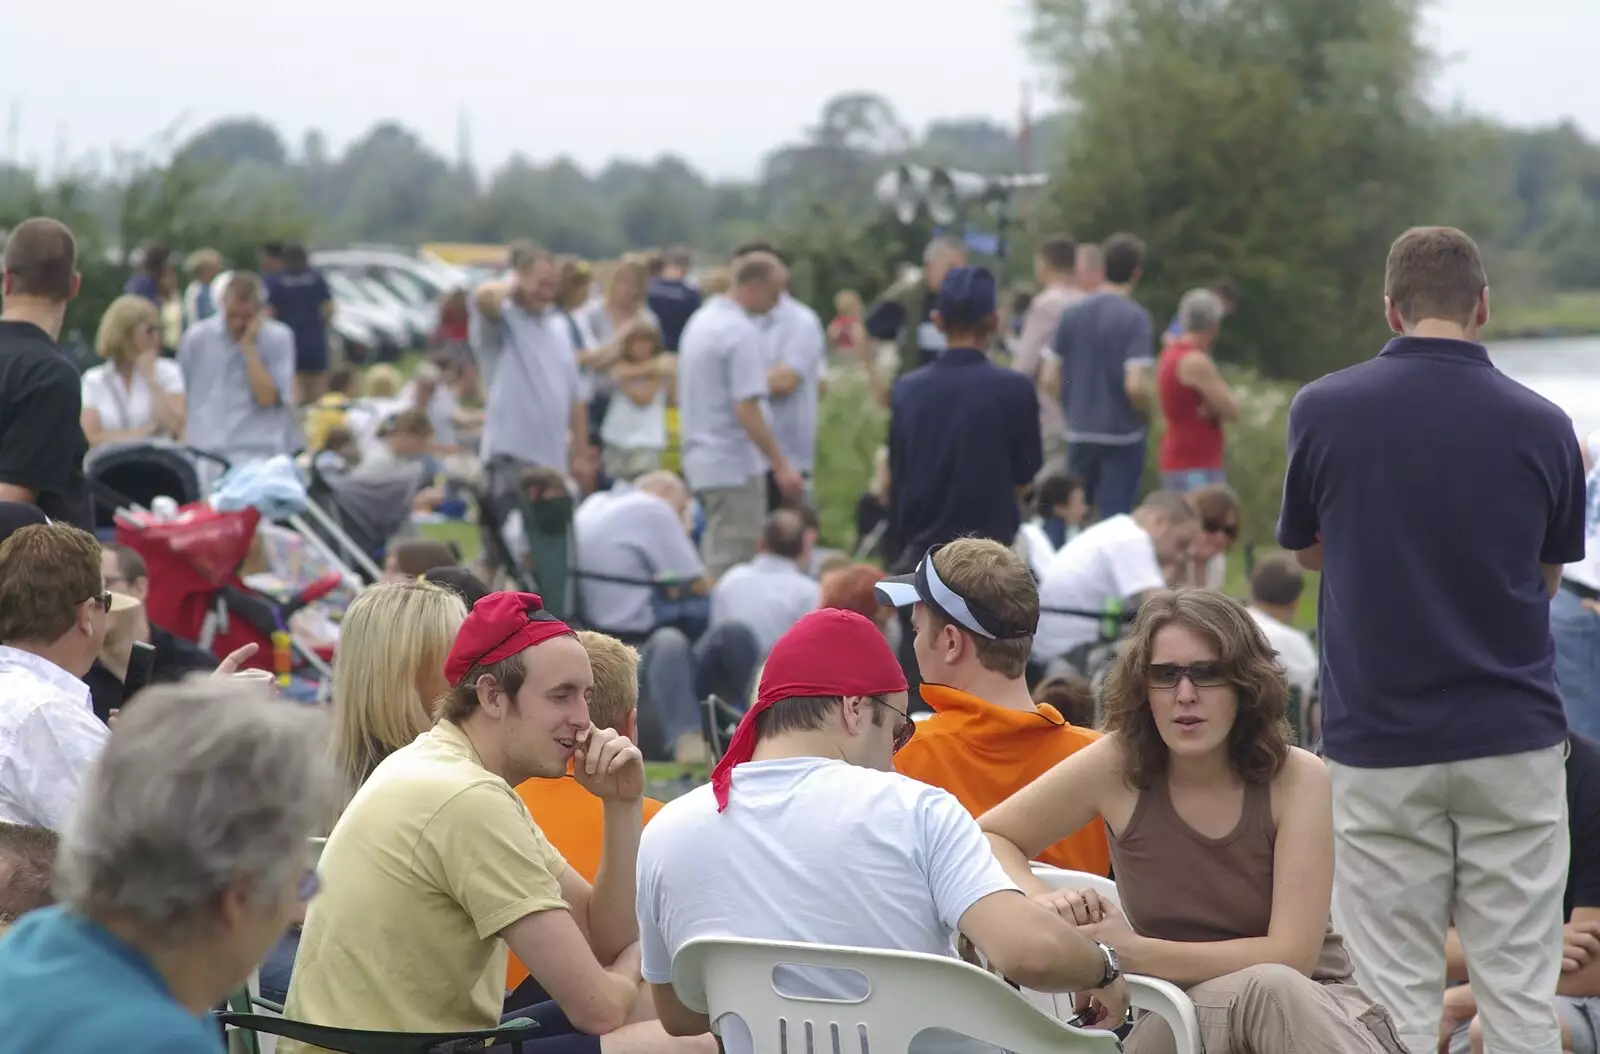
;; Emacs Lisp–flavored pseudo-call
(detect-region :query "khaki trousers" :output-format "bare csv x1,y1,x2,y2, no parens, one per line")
696,475,766,579
1126,965,1404,1054
1329,745,1569,1054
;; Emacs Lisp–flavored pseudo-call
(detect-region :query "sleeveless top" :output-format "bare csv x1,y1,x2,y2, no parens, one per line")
1107,772,1355,983
1156,338,1224,472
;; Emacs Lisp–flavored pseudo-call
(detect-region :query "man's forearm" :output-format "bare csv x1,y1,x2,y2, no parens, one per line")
734,401,789,470
241,344,280,407
586,798,643,963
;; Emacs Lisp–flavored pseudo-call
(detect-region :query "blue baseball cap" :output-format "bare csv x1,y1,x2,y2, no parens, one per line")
936,266,998,328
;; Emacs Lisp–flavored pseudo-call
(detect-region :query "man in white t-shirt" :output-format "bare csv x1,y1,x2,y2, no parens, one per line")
637,608,1128,1047
1034,490,1198,663
1555,429,1600,741
1245,551,1319,707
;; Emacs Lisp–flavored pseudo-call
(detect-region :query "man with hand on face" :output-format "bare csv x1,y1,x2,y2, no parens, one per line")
281,592,707,1054
179,271,300,477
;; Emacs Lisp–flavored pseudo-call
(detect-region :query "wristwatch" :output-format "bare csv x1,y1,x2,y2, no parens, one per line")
1093,941,1122,987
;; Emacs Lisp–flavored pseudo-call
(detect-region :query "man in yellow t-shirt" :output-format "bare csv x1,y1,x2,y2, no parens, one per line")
510,631,666,994
281,592,695,1054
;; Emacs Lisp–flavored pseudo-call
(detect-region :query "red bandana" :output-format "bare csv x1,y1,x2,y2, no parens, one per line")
711,608,907,811
443,591,574,684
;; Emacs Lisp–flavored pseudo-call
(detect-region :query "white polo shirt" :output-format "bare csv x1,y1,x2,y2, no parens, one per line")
709,553,821,656
638,757,1017,1054
758,294,827,474
677,297,770,491
1035,514,1164,660
573,484,705,635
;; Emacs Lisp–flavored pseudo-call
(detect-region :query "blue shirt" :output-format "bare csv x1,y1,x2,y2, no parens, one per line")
1277,336,1585,768
124,272,161,305
646,277,703,352
0,906,222,1054
1052,291,1154,445
887,348,1042,568
265,269,331,361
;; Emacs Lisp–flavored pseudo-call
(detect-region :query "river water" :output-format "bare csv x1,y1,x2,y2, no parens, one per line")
1492,335,1600,437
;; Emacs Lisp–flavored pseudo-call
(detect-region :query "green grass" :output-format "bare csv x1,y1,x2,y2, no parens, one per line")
1483,289,1600,339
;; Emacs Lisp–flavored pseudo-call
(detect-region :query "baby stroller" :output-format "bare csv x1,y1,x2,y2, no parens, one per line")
115,503,343,692
295,461,426,584
85,440,229,539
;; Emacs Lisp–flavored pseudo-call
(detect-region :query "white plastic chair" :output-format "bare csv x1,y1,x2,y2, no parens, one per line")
1028,864,1202,1054
671,936,1122,1053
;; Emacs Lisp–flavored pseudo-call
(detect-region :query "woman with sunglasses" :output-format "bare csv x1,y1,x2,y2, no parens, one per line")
981,589,1403,1053
80,294,188,449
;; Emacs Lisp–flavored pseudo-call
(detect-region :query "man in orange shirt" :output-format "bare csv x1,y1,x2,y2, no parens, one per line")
876,538,1110,876
510,631,666,997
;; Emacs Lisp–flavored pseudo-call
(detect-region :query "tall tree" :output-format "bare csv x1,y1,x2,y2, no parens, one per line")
1029,0,1443,380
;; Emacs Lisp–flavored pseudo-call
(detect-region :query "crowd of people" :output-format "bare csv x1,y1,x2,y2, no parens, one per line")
0,212,1593,1054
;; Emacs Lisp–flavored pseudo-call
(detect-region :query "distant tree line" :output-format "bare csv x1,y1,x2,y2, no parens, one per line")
2,0,1598,380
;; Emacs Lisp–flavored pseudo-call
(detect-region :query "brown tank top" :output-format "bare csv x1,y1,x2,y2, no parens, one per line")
1107,772,1355,983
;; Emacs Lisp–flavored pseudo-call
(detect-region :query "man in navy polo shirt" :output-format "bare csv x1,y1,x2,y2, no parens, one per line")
887,266,1041,693
1278,225,1585,1054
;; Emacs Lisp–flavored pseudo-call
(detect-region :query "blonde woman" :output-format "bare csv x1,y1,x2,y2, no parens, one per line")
257,579,467,1004
81,294,187,448
329,580,467,814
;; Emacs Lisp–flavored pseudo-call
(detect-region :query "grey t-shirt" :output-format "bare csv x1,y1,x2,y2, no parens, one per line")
178,315,300,462
480,299,583,469
677,296,770,491
573,485,706,634
759,294,827,474
1052,291,1155,445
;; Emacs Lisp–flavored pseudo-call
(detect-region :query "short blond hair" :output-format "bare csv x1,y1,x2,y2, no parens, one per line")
576,631,640,731
929,538,1038,679
94,295,159,366
364,364,403,398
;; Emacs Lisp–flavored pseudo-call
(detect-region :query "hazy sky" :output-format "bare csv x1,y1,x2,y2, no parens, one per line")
5,0,1596,180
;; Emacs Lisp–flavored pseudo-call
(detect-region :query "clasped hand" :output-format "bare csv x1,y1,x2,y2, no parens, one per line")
573,725,645,803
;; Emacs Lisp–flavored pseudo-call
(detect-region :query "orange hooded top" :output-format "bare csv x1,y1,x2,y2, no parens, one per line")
506,772,665,991
894,683,1110,876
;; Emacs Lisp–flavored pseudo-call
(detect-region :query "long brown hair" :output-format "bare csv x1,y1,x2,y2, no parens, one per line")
1101,588,1292,790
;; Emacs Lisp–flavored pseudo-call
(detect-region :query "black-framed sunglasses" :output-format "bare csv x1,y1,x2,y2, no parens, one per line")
87,592,113,614
1203,519,1239,539
1147,662,1230,690
874,697,915,753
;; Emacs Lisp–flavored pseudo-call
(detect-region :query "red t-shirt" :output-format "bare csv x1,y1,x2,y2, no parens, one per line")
1157,338,1224,472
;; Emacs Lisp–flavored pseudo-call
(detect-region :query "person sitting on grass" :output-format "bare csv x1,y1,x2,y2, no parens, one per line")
509,631,669,1009
981,589,1401,1054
